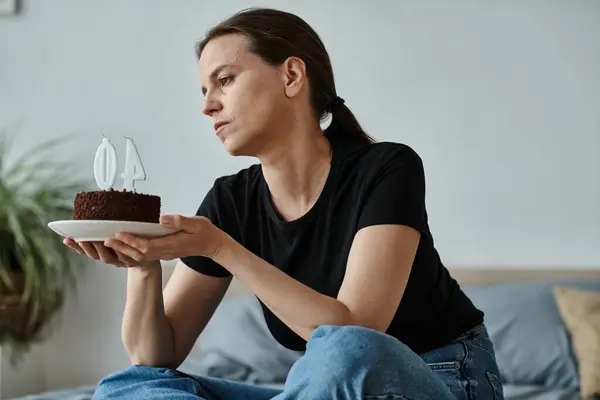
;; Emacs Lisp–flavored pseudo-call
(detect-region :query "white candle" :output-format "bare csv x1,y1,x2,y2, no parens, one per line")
93,137,118,190
121,137,146,192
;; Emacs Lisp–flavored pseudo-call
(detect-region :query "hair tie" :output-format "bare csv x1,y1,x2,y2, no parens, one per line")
328,95,345,114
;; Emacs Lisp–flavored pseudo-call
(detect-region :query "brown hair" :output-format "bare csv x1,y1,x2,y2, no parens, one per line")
195,7,376,144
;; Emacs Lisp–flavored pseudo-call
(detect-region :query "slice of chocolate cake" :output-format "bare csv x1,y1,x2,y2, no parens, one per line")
73,189,161,223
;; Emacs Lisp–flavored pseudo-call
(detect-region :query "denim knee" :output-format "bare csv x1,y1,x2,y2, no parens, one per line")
283,325,458,399
304,324,415,381
93,365,199,399
282,325,433,399
308,325,401,364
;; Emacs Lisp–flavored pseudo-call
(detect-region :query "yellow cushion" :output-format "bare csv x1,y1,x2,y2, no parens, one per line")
553,286,600,399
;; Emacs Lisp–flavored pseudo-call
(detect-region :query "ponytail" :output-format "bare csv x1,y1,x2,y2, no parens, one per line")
323,97,376,144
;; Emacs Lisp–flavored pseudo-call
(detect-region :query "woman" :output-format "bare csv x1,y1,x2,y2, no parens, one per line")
66,7,503,400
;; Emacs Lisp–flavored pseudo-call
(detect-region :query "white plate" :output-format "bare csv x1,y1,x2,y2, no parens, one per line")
48,220,178,242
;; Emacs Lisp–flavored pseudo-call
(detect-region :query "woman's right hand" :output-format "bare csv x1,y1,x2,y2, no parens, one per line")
63,238,158,269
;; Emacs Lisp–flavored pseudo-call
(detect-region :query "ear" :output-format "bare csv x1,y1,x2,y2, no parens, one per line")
280,56,307,98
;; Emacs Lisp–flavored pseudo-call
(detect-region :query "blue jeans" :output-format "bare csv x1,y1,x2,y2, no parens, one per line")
93,324,504,399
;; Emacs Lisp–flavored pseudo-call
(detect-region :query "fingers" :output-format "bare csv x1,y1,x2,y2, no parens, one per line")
79,241,100,260
115,231,184,261
79,242,124,267
113,233,149,255
105,237,146,262
64,238,85,255
91,242,121,265
160,214,201,232
63,238,143,268
90,241,139,268
116,250,145,268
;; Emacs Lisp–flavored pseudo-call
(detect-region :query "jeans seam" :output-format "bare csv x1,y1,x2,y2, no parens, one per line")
364,394,413,400
168,369,206,397
485,371,503,400
466,341,496,358
460,341,475,400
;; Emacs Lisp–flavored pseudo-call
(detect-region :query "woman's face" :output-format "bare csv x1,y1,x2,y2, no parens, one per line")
199,34,294,157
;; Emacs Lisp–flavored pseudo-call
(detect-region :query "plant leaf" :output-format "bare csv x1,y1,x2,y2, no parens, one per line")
0,129,89,363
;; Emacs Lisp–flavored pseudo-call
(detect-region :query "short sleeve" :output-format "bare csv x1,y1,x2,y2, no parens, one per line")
357,146,427,234
180,184,232,278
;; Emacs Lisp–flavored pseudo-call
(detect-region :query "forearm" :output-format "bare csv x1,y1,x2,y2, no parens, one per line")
122,264,175,367
213,239,354,341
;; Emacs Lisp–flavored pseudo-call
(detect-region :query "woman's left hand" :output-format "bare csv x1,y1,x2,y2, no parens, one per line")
104,215,228,262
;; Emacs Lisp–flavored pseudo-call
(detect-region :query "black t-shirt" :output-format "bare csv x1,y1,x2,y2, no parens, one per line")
181,132,484,355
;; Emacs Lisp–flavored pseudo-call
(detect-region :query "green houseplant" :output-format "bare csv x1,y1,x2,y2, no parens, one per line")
0,130,91,364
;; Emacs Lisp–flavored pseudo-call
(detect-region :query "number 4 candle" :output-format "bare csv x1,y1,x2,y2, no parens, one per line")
121,137,146,191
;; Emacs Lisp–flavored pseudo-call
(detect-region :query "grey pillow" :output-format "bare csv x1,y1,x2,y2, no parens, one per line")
462,278,600,389
179,294,303,384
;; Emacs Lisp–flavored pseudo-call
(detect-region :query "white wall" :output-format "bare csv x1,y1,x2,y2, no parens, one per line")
0,0,598,396
0,347,45,399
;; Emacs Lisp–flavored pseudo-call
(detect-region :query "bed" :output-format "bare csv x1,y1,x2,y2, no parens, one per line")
9,267,600,400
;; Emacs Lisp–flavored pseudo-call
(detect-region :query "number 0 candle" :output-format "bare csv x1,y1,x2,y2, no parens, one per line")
93,137,118,190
